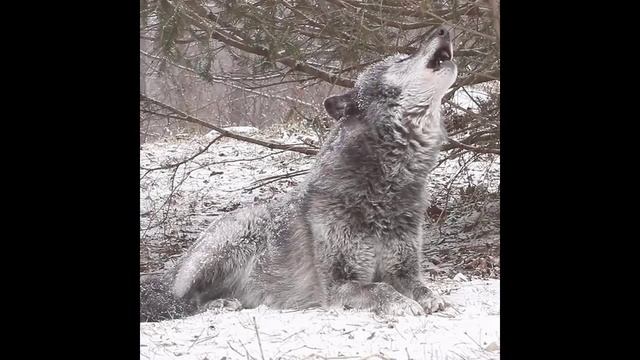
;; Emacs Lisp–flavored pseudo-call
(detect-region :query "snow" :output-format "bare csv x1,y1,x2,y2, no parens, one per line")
448,81,499,112
140,278,499,360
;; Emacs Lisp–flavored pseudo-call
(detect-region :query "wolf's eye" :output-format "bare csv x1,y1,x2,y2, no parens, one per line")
396,56,410,63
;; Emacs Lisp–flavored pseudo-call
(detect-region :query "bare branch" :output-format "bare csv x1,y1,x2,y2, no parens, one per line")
242,170,310,192
141,94,319,155
169,0,357,87
141,135,224,172
442,139,500,155
140,50,317,108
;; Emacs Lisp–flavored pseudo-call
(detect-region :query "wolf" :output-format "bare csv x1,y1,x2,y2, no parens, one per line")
144,25,458,320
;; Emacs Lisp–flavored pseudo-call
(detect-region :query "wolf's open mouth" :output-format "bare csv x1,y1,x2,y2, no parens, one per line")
427,43,453,69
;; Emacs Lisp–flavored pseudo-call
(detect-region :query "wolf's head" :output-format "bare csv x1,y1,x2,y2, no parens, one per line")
324,26,457,127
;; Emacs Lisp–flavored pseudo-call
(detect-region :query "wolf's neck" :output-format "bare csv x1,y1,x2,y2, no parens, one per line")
404,101,448,146
371,105,445,187
400,101,447,168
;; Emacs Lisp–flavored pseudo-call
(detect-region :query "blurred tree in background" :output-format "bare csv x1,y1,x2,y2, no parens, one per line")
140,0,499,157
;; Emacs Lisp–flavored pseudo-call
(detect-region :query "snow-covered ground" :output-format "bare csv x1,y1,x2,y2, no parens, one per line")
141,278,499,360
140,125,500,360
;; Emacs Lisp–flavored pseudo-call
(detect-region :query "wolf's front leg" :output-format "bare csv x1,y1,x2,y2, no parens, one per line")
329,281,426,316
384,249,445,314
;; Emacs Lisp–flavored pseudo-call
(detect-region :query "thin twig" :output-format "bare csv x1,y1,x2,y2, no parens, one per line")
187,328,206,352
141,135,224,172
238,340,257,360
241,170,310,192
227,341,246,357
464,331,484,349
443,138,500,155
252,317,266,360
140,271,163,276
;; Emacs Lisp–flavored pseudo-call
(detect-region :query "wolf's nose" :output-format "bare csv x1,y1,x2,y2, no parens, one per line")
435,26,450,39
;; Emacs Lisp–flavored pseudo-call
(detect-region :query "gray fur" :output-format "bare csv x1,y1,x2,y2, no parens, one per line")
142,26,458,321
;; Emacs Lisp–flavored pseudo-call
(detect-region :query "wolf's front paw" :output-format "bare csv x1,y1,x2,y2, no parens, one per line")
380,296,426,316
414,287,445,314
368,283,426,316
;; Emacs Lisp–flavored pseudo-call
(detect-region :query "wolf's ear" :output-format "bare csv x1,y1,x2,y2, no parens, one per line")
323,91,358,120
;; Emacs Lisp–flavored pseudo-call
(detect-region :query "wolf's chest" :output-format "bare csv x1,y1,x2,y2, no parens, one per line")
372,239,385,281
368,228,418,281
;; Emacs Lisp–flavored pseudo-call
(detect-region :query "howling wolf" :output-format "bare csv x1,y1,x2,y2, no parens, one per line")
143,25,458,321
